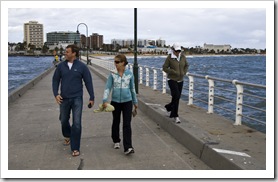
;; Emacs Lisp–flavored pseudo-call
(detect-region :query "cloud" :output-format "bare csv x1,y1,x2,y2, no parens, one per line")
7,6,267,49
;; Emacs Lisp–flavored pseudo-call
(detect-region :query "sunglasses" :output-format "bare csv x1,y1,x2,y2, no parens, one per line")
114,61,122,64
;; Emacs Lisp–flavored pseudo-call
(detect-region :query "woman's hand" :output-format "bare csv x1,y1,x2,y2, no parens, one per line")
134,104,138,110
103,102,108,108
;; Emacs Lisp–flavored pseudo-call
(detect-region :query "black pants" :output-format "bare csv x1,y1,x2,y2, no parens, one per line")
111,101,133,151
165,80,183,118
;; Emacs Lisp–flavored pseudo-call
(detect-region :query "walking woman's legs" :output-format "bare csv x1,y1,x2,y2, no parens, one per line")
122,101,133,151
168,80,183,118
165,80,174,112
111,101,121,143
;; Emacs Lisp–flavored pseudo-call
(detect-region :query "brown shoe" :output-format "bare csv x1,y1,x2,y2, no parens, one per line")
72,150,80,157
63,138,70,146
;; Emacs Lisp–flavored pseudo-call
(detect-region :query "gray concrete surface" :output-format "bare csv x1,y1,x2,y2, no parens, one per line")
8,63,210,170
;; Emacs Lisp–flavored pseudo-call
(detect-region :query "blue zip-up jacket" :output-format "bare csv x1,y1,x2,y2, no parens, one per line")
52,59,95,101
103,69,138,104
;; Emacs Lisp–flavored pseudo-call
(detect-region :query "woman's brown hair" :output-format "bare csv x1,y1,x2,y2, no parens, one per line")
115,54,128,66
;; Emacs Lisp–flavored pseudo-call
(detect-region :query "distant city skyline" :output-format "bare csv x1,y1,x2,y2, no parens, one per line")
4,1,272,50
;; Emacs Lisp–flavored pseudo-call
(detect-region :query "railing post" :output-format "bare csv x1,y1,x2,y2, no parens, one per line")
153,68,157,90
146,67,149,87
139,67,143,84
206,76,214,114
233,80,243,125
162,71,167,94
187,73,194,105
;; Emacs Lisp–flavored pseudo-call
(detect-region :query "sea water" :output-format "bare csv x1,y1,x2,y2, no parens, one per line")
8,56,53,93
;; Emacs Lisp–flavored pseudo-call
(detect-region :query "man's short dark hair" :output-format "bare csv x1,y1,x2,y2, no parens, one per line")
66,44,79,57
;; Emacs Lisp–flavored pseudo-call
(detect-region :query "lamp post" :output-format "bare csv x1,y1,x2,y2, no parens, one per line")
133,8,139,94
76,23,90,65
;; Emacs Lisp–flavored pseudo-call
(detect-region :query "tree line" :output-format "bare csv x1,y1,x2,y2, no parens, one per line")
8,42,266,55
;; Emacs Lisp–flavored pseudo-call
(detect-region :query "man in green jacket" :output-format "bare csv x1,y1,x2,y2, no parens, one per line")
162,43,189,123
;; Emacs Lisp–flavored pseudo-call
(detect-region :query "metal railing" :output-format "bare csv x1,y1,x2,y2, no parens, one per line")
89,57,266,128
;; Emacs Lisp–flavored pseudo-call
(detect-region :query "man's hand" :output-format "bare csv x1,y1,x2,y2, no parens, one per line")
55,95,63,105
88,100,94,108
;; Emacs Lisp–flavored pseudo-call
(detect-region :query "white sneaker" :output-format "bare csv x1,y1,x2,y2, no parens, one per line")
175,117,181,124
114,143,120,149
124,148,135,155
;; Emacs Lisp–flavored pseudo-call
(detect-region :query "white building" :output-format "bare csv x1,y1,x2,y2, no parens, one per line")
112,38,166,48
156,39,166,47
24,21,44,48
203,43,231,53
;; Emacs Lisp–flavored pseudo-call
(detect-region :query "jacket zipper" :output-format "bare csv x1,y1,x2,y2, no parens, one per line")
176,58,182,80
120,74,122,103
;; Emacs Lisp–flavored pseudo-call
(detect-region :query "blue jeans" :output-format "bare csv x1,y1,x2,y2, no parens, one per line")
59,97,83,151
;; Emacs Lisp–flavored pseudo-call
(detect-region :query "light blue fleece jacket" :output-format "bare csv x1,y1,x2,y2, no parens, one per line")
103,69,138,104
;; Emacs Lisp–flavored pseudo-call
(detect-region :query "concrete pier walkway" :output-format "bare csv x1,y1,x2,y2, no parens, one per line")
8,64,210,171
7,56,266,173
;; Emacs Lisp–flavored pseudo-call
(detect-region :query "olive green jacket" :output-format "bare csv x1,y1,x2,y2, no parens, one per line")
162,53,189,81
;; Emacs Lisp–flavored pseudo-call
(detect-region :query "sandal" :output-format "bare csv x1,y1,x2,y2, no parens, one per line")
63,138,70,146
72,150,80,157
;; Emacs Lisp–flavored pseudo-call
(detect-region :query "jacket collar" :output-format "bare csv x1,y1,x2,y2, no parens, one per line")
171,52,181,61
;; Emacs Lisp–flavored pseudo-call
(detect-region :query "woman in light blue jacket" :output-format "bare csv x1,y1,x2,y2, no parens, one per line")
103,54,138,155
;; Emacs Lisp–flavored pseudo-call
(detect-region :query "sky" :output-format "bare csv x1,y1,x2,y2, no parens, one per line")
5,1,270,49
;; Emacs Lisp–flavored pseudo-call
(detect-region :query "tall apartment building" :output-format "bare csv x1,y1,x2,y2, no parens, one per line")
156,39,166,47
90,33,103,50
24,21,44,48
111,39,125,47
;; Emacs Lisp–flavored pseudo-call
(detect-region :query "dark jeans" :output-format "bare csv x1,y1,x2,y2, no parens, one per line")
111,101,133,151
165,80,183,118
59,97,83,151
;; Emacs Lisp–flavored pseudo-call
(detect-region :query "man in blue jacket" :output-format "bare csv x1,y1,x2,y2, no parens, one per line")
52,44,95,157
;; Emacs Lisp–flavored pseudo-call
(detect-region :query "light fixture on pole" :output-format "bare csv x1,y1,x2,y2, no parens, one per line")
76,23,90,65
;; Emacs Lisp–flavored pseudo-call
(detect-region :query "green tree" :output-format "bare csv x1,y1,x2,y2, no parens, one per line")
42,42,49,53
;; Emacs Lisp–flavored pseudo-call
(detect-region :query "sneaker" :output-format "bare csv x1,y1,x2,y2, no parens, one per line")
175,117,181,124
124,148,135,155
114,143,120,149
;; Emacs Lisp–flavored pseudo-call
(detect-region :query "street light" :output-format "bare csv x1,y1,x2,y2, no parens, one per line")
76,23,90,65
134,8,138,94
